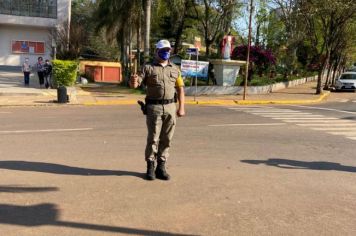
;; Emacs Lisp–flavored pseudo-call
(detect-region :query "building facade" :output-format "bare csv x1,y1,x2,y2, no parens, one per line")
0,0,71,66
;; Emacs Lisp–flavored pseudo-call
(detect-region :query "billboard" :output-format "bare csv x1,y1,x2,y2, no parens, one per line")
181,60,209,80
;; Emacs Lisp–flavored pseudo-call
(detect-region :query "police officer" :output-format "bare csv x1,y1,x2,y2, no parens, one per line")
130,39,185,181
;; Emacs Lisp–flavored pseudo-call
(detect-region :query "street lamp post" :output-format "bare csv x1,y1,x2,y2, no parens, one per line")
243,0,254,100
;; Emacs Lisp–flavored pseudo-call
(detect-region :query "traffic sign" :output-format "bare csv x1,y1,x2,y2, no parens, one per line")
186,48,199,55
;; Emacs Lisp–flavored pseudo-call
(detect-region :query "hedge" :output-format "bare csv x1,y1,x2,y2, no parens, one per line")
52,60,78,87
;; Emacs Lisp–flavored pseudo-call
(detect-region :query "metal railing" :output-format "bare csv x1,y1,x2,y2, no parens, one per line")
0,0,57,19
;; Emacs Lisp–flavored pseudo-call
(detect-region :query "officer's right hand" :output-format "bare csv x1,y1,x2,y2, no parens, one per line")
130,74,139,88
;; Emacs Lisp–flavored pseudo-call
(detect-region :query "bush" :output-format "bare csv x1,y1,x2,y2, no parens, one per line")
52,60,78,87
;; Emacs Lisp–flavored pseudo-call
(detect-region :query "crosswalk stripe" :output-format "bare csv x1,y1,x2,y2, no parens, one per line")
280,118,339,122
228,107,268,110
259,114,322,117
297,122,356,126
311,127,356,131
250,111,304,115
228,106,356,141
274,119,335,122
247,109,301,112
327,131,356,136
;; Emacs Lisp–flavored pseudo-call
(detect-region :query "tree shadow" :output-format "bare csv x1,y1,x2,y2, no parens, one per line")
0,185,58,193
0,161,145,179
0,203,198,235
241,158,356,173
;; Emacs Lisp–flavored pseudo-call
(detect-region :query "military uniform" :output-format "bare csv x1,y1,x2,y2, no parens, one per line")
140,60,184,163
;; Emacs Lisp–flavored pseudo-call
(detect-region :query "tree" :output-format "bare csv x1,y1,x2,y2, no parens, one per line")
269,0,303,76
192,0,240,57
94,0,144,81
299,0,356,94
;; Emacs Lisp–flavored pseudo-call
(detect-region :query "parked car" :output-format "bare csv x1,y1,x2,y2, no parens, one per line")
334,72,356,91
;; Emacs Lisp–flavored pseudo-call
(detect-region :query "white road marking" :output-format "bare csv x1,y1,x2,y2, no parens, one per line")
233,109,298,112
297,123,356,126
0,112,12,114
0,128,93,134
327,131,356,136
249,111,304,114
290,105,356,115
311,127,356,131
228,106,272,110
228,106,356,141
208,123,286,127
274,118,337,121
259,114,322,117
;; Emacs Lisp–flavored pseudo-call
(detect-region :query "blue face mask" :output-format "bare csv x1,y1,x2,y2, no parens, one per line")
158,50,170,61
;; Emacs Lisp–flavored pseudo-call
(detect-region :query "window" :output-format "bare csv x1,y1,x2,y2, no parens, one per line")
0,0,57,19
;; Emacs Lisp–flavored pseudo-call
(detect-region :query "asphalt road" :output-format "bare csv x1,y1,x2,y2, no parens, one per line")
0,103,356,235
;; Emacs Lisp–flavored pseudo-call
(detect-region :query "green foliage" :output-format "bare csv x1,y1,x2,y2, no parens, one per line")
52,60,78,87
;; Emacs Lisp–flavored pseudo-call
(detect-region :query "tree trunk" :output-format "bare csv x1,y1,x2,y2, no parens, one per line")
205,38,211,58
173,17,185,54
323,64,332,90
136,10,141,72
144,0,151,61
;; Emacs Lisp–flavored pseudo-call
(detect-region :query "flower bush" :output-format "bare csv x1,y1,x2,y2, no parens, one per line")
231,45,276,76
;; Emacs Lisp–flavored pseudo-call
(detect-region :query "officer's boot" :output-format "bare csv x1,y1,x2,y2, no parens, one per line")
146,161,156,180
155,160,170,180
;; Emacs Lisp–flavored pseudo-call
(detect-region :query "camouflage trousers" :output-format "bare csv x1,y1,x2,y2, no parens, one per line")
145,103,176,162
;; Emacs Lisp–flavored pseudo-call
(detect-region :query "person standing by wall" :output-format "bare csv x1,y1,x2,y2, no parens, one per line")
22,58,31,86
35,57,45,88
43,59,53,89
130,39,186,181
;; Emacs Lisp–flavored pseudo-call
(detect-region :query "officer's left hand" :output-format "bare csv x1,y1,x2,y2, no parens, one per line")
177,108,185,117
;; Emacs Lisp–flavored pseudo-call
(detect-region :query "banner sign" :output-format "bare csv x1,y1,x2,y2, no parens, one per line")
181,60,209,80
12,40,45,54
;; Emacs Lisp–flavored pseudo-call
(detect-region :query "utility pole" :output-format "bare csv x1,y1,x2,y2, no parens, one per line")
243,0,254,100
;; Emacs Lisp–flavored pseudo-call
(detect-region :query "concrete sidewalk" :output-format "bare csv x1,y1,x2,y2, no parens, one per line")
0,69,329,107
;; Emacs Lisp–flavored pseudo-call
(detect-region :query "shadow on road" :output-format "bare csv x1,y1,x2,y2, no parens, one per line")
0,161,145,179
241,158,356,173
0,185,58,193
0,203,198,236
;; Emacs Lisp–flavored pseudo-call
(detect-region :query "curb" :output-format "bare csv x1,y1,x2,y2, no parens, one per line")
83,100,138,106
81,91,330,106
234,91,330,105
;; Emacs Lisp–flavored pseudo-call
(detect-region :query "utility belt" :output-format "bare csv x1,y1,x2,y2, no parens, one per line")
138,94,177,115
145,98,175,105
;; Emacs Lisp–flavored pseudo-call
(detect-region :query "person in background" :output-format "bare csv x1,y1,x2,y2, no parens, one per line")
22,58,31,86
43,59,53,89
36,57,45,88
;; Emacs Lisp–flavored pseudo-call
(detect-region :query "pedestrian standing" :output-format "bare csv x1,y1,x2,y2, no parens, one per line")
43,59,53,89
35,57,45,88
22,58,31,86
130,39,186,181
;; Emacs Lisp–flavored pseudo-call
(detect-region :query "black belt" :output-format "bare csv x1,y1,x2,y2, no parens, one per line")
145,98,175,105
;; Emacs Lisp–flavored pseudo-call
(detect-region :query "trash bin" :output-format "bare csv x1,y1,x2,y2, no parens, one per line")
57,86,69,103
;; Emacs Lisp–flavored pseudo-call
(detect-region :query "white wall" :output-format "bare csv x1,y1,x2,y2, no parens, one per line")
0,0,71,66
0,25,52,66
